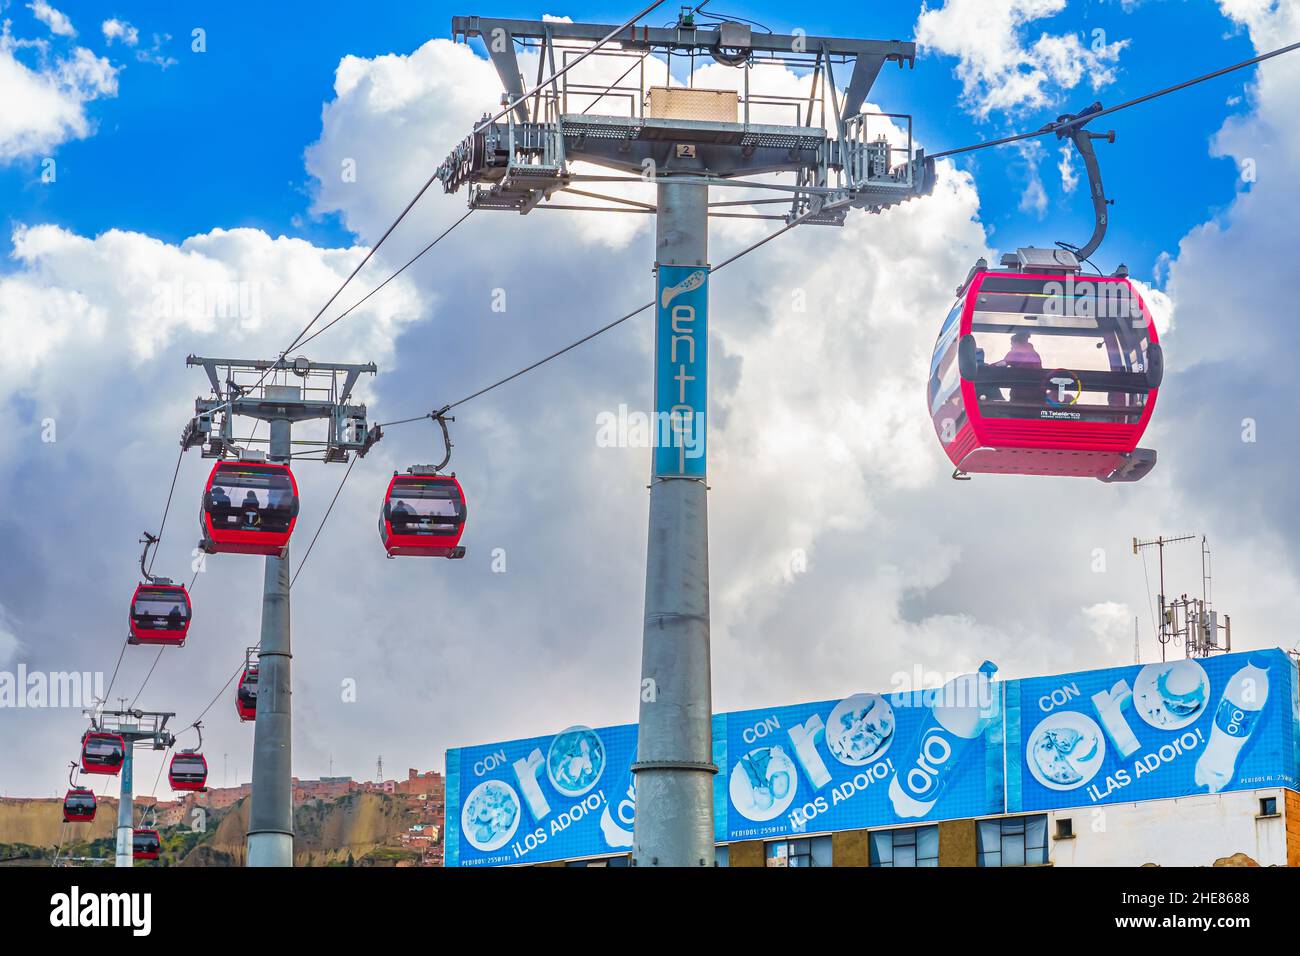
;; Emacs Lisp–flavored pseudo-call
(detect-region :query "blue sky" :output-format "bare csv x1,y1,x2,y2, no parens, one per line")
0,0,1259,274
1,0,1297,798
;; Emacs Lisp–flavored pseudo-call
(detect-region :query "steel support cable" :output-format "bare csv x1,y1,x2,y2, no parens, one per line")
129,646,165,710
53,820,69,865
204,0,670,418
146,446,185,575
378,214,805,428
234,174,446,404
184,658,248,731
289,454,358,589
579,52,651,116
148,745,171,800
928,38,1300,161
102,640,128,706
292,210,475,353
472,0,671,135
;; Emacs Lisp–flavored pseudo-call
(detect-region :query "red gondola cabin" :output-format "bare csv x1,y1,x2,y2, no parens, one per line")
62,788,97,823
236,665,258,722
80,732,126,775
168,752,208,791
379,472,467,559
928,249,1162,482
128,582,192,646
133,828,161,861
200,461,299,557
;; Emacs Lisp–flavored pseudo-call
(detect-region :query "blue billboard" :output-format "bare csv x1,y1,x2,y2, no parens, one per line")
1005,648,1299,812
717,662,1003,841
445,650,1300,865
653,263,708,478
445,723,639,867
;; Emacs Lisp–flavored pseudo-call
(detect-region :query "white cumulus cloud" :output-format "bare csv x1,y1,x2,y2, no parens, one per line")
27,1,75,38
0,22,118,162
101,18,139,47
916,0,1129,118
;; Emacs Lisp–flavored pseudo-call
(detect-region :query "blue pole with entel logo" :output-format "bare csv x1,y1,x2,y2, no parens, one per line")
632,180,717,867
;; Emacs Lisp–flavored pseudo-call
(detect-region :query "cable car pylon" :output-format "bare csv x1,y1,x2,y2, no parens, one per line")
436,11,933,865
80,708,174,867
181,355,376,867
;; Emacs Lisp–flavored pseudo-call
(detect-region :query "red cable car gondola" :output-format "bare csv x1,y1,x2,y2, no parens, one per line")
377,413,467,559
168,752,208,792
236,663,259,722
128,582,192,646
199,460,299,557
62,762,97,822
379,470,467,559
80,731,126,776
927,104,1162,482
928,253,1161,481
132,828,161,861
169,723,208,791
62,788,97,823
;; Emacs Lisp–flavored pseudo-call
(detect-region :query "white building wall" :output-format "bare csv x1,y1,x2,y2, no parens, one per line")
1046,788,1289,867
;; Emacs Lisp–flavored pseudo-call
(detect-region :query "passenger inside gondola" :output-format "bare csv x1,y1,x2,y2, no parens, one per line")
995,330,1042,371
240,490,261,528
995,331,1046,410
390,498,416,531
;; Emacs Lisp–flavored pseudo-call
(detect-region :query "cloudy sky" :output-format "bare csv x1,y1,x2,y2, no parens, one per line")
1,0,1296,800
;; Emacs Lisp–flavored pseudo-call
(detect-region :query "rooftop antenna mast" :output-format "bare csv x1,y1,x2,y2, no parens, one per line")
1133,534,1230,661
439,10,933,866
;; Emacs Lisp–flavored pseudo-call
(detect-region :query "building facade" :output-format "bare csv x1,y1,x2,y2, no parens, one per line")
555,787,1298,867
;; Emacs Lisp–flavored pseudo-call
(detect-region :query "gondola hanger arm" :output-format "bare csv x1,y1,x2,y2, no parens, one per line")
431,410,455,473
181,721,204,754
1045,101,1116,263
137,532,162,585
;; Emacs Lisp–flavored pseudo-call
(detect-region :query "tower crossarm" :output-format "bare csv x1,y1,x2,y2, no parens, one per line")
438,14,934,223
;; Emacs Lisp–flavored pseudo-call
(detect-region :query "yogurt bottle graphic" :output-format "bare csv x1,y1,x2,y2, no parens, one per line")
888,661,998,819
1194,658,1270,794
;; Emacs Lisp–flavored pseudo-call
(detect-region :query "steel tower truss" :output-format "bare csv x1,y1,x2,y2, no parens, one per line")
437,15,936,223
